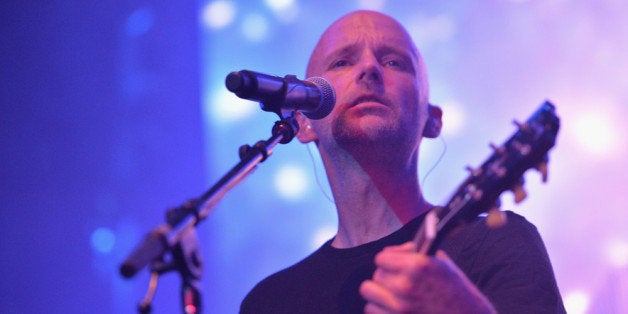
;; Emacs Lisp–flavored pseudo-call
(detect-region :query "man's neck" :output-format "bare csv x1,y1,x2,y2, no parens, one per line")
321,148,432,248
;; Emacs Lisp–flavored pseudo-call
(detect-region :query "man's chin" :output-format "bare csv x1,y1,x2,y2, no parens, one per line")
333,119,399,145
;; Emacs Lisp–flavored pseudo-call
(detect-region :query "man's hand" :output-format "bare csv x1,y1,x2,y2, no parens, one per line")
359,242,496,314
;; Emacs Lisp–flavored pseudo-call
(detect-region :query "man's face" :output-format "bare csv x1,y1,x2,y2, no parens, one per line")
303,11,429,156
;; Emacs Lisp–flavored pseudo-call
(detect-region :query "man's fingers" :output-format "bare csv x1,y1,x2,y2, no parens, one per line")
375,246,430,274
360,279,398,310
383,241,416,252
361,279,418,313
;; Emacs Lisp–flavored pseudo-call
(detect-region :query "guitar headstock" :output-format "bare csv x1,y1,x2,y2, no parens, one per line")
457,100,559,218
416,101,560,254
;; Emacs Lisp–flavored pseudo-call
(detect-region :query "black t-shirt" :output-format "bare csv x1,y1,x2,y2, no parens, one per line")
240,211,565,313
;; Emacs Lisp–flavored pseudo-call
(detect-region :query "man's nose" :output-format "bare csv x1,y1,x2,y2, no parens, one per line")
357,53,383,85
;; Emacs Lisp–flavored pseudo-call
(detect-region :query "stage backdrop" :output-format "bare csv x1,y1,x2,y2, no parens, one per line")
1,1,626,313
200,1,628,313
1,1,204,313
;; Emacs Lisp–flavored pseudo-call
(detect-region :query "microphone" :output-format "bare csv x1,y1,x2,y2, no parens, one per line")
225,70,335,120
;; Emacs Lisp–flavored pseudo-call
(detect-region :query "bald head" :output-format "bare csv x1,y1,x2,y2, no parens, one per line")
306,10,428,104
307,11,421,74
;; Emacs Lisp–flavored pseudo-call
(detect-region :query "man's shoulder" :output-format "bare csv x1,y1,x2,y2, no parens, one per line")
448,210,540,243
240,243,332,309
250,243,328,289
442,210,549,264
440,211,565,313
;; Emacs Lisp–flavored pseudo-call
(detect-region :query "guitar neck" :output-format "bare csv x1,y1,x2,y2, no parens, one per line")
412,101,560,255
413,203,467,255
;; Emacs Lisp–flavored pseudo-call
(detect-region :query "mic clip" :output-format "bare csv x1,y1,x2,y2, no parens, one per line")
258,74,300,119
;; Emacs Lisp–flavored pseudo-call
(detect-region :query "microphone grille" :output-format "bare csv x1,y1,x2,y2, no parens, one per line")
304,77,336,120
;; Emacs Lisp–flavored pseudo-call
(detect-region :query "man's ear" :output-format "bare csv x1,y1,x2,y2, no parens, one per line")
422,103,443,138
295,112,318,143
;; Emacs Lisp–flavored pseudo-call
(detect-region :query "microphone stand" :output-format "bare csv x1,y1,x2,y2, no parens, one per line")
137,227,203,314
120,113,300,313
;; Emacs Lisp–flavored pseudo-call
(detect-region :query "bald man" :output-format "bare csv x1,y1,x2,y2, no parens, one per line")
240,10,565,314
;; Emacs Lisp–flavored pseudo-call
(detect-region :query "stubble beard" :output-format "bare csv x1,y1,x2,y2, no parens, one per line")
331,112,418,165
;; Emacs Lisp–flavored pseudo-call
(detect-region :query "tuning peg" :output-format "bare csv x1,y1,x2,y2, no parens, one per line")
511,180,527,203
489,142,505,155
536,161,549,183
486,207,507,228
512,119,531,134
511,140,532,156
465,184,484,200
490,164,507,178
465,165,482,177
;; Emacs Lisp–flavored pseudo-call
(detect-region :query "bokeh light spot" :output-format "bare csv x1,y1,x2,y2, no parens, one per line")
439,100,465,137
358,0,387,11
241,14,269,42
91,227,116,255
563,290,590,314
205,88,257,124
264,0,293,11
311,225,336,250
265,0,299,24
572,109,622,158
125,7,154,37
274,165,308,200
202,0,236,29
605,238,628,268
407,13,456,48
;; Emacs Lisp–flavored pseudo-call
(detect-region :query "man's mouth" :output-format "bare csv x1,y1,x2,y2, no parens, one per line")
351,95,388,107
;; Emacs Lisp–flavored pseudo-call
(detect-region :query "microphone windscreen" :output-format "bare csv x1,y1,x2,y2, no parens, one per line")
303,77,335,120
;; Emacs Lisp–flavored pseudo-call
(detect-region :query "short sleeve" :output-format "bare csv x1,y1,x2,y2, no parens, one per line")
442,211,566,314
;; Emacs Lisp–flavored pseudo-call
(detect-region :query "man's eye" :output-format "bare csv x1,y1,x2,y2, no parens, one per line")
332,60,349,68
384,60,401,67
